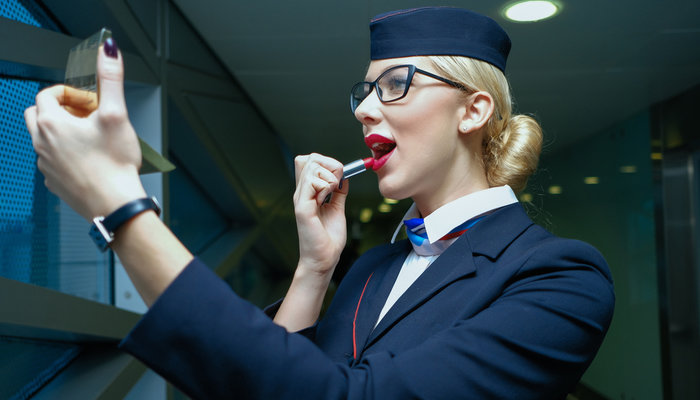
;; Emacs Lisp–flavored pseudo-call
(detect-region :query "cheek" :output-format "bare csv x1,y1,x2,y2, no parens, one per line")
393,93,461,142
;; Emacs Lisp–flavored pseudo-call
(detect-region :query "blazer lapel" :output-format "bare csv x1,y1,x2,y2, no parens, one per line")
352,240,410,357
365,235,476,347
364,203,534,349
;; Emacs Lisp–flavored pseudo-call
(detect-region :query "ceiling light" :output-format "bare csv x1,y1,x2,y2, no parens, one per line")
359,208,373,223
583,177,599,185
620,165,637,173
503,1,560,22
520,193,533,202
378,203,392,213
383,198,399,205
651,153,663,160
548,185,562,195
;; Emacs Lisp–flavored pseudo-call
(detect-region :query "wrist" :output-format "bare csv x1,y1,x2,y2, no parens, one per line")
91,170,147,218
293,261,335,289
89,196,161,252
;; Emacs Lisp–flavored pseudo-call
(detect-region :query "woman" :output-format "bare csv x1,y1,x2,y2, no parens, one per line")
25,7,614,400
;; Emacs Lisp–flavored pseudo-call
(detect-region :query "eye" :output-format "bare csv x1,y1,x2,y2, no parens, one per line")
378,68,409,99
386,76,407,91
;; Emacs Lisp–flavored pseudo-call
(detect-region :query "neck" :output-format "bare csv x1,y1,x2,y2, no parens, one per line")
413,171,489,217
413,133,490,217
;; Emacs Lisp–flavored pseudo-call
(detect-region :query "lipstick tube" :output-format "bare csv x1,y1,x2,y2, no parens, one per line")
323,157,374,204
343,157,375,180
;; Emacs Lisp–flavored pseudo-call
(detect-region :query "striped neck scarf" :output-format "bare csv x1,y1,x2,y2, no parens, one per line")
404,216,483,256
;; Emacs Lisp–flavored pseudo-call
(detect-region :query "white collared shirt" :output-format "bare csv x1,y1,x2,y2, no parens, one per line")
375,185,518,326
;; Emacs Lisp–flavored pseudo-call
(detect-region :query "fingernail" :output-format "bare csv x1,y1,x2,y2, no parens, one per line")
104,37,118,59
339,179,344,190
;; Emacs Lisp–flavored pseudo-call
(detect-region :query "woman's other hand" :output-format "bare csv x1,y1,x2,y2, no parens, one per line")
292,153,348,276
294,154,348,275
24,38,146,221
274,154,348,331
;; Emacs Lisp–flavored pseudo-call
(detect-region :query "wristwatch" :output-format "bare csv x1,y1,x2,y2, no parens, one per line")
89,196,161,252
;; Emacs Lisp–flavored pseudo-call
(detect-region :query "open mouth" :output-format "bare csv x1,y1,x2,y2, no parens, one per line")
371,142,396,159
364,134,396,170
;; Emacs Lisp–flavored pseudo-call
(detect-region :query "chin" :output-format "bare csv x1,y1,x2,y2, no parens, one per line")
377,176,411,202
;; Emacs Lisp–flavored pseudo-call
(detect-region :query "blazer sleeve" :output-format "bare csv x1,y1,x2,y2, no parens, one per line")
119,258,415,400
120,237,614,400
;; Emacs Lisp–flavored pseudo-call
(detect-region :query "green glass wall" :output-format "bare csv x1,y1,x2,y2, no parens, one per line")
524,110,661,400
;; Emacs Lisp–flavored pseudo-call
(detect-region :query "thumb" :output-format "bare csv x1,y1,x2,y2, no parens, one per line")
330,179,350,208
96,37,127,115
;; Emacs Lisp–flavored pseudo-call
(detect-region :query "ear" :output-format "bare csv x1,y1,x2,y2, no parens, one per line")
458,91,495,134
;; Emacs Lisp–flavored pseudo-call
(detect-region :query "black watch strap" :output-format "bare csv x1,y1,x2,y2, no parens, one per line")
89,196,161,252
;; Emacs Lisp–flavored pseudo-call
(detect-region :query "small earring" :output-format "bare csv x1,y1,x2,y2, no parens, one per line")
460,124,468,133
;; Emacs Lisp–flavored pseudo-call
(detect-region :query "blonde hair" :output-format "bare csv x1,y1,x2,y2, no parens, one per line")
428,56,542,193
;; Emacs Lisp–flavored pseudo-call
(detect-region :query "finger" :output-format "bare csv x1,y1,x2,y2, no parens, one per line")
24,106,38,140
96,37,127,117
328,180,349,208
307,153,344,174
335,174,350,195
310,177,333,206
35,85,68,114
297,153,343,181
312,164,339,185
63,86,98,116
294,155,310,183
24,105,49,156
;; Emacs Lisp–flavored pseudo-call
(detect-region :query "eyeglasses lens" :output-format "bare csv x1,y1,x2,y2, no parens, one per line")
377,66,410,102
351,82,371,113
350,66,411,113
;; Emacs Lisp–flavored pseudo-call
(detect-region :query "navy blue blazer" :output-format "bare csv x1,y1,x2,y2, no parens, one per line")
120,203,614,399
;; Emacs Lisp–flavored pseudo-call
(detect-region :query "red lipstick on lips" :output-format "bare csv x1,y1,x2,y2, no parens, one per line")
364,134,396,171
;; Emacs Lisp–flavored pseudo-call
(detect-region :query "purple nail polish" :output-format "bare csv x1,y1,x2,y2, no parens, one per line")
104,37,118,59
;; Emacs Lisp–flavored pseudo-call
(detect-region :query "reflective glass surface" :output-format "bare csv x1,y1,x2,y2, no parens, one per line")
0,336,80,399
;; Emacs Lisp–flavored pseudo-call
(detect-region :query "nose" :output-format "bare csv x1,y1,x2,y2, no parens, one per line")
353,86,383,125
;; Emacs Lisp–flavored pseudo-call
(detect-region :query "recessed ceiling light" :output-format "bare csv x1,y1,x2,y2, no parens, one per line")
583,176,600,185
503,1,561,22
378,203,392,213
619,165,638,173
548,185,563,195
359,208,373,223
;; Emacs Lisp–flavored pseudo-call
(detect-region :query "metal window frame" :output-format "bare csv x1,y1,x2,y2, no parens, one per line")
0,9,158,399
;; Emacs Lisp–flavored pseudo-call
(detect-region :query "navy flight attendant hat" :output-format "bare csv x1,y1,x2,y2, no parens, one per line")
370,7,512,72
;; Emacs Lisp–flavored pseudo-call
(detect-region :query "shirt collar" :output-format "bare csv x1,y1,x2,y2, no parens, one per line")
391,185,519,244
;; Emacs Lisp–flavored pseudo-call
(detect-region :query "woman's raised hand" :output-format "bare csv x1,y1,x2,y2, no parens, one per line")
273,153,349,331
292,153,349,277
24,39,146,221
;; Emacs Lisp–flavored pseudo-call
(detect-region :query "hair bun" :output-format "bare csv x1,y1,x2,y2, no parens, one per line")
485,114,543,193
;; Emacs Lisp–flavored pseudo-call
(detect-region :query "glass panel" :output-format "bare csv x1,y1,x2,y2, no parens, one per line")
523,110,661,399
0,336,80,399
0,0,59,31
0,76,112,303
169,158,230,255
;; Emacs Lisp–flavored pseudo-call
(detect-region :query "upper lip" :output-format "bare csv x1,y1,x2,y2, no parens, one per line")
364,133,396,161
364,134,395,148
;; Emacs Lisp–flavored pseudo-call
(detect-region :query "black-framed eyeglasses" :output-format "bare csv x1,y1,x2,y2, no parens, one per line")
350,64,467,113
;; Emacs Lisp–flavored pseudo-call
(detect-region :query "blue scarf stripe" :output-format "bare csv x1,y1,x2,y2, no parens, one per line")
404,216,484,250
